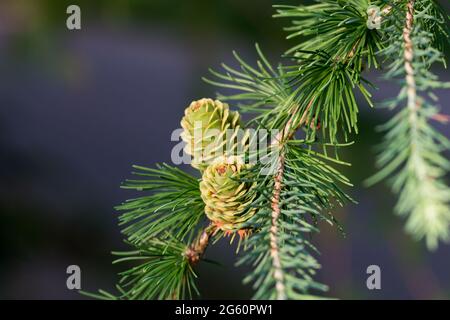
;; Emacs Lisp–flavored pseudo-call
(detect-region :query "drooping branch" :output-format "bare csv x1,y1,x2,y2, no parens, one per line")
401,1,433,193
267,20,376,296
269,99,314,300
267,21,371,293
401,0,435,200
368,0,450,249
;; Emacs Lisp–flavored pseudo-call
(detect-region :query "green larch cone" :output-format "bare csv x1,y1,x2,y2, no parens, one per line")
181,98,244,170
200,157,257,232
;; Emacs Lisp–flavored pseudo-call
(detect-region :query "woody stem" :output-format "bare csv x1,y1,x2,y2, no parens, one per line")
185,225,215,265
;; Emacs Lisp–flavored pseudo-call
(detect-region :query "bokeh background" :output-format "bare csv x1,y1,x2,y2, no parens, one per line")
0,0,449,300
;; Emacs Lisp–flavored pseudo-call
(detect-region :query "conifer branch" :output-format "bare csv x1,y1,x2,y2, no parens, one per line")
368,0,450,249
255,4,379,295
86,0,449,300
269,99,315,300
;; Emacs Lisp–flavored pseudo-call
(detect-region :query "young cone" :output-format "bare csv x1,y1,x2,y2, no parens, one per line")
181,98,242,170
200,157,257,232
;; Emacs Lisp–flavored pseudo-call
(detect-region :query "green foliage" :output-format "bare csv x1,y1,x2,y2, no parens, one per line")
238,145,352,299
367,0,450,250
206,46,369,144
207,0,385,144
274,0,386,69
82,238,199,300
82,164,207,299
271,0,391,142
117,164,205,244
112,238,199,300
282,51,374,142
204,44,296,130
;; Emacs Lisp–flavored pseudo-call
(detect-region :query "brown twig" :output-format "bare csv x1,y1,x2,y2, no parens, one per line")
270,153,287,300
185,225,215,265
404,0,416,114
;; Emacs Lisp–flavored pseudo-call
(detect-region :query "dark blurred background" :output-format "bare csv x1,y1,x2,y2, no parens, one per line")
0,0,449,299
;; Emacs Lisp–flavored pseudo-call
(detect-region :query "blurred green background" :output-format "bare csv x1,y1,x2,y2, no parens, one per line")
0,0,449,299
